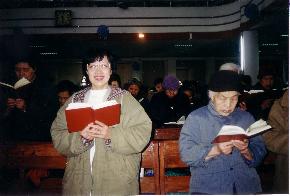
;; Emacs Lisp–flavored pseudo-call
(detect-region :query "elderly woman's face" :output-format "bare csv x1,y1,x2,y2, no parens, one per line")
211,91,239,116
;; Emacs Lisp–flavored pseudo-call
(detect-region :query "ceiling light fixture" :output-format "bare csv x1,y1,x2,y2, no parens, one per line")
138,33,145,39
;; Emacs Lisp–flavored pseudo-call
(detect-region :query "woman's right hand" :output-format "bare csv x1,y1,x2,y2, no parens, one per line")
80,123,100,141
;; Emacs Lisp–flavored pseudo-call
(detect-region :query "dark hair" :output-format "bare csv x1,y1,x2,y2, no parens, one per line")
109,73,122,87
56,80,78,96
83,48,114,66
127,78,142,89
14,58,37,70
257,67,275,79
153,77,163,86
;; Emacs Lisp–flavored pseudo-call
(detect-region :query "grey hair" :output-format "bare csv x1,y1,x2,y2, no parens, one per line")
219,63,240,73
208,90,217,100
208,90,241,100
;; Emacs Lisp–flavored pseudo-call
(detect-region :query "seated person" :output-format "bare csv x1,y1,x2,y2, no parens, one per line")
246,67,278,120
126,78,150,115
56,80,78,107
149,75,191,128
179,70,267,194
147,77,164,101
153,77,164,93
108,73,122,89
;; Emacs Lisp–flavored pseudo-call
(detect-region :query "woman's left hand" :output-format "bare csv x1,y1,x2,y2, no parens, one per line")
232,139,253,160
93,120,110,140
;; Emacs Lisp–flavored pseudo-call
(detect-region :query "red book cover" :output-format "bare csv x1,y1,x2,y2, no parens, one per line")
65,100,121,133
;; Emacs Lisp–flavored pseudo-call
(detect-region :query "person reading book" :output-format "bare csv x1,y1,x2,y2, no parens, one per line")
50,49,152,196
3,59,57,141
149,75,191,128
179,70,267,194
1,59,58,188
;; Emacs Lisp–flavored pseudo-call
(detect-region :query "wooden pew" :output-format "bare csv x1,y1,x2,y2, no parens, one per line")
0,141,160,194
159,140,190,194
3,142,66,171
140,141,160,194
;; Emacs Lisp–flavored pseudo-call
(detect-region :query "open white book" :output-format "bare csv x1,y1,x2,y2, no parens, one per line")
0,77,31,90
212,119,272,143
163,116,185,125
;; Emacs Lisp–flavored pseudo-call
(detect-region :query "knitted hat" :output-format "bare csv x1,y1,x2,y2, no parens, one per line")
162,75,180,90
209,70,240,92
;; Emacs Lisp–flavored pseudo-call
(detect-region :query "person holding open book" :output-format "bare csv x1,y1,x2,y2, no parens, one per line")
2,59,57,141
50,49,152,196
179,70,267,194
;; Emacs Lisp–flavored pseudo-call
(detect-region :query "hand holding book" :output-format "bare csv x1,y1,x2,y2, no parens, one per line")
232,139,253,160
212,119,271,143
80,120,110,141
65,100,121,132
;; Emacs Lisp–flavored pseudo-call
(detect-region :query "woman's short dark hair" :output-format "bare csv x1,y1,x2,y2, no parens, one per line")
83,48,114,66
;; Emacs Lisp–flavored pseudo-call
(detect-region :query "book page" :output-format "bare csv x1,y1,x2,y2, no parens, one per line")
246,119,272,136
217,125,246,136
0,82,14,89
14,77,31,89
164,116,185,125
92,100,118,109
66,100,118,110
66,102,91,110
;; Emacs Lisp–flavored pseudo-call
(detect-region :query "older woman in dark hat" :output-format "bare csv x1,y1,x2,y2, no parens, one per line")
149,75,191,128
179,70,267,194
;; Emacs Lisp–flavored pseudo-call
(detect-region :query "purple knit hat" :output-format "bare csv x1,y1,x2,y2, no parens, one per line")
162,75,180,90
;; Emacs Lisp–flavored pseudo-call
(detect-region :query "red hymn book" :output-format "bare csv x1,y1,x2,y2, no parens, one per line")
65,100,121,133
212,119,271,143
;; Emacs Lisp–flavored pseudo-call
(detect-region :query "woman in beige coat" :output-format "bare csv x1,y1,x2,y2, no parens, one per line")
51,50,152,196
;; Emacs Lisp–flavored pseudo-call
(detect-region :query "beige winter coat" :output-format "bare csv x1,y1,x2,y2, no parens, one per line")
51,87,152,196
262,90,288,193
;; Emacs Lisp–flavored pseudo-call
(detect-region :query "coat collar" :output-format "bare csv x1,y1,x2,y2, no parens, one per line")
73,86,128,103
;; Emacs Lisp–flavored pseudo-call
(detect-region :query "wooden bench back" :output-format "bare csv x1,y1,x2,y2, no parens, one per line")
159,140,190,194
140,141,160,194
1,142,66,170
0,142,160,194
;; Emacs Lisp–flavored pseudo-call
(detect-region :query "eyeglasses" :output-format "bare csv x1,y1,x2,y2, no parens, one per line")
87,63,111,70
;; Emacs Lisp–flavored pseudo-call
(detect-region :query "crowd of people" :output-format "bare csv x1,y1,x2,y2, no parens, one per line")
0,53,288,194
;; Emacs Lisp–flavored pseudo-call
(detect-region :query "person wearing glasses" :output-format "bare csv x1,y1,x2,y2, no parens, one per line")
50,49,152,196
